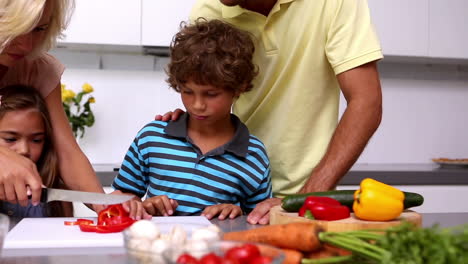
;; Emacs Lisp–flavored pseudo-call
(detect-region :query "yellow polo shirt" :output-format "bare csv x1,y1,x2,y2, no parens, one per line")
190,0,383,197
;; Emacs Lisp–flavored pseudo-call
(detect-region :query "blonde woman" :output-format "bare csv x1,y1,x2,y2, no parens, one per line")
0,0,149,219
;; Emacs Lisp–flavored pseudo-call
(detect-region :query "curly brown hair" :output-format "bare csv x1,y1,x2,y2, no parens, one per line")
166,18,258,94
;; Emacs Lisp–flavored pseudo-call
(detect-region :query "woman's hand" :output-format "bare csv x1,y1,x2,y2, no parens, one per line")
154,108,185,122
0,146,43,206
202,204,243,220
143,195,178,216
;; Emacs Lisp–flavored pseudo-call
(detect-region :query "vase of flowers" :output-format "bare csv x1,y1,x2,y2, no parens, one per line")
61,83,96,139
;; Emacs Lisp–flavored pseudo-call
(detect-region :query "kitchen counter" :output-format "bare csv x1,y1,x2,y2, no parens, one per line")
94,163,468,186
2,212,468,263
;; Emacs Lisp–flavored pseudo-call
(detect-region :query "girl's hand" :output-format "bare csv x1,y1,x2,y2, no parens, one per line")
122,199,152,220
154,108,185,122
0,146,43,206
143,195,178,216
202,204,243,220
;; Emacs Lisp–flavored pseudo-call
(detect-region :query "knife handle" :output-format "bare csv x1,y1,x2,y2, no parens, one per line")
26,188,48,203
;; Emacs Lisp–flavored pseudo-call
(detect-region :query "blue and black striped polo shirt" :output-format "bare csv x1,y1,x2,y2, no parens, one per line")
112,113,272,215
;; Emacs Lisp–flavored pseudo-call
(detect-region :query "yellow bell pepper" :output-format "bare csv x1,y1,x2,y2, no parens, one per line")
353,178,404,221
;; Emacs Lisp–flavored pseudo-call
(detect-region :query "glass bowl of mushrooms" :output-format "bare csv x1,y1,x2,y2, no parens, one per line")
123,220,222,264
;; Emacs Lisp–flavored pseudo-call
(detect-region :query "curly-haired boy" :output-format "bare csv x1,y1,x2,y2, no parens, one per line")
112,19,272,220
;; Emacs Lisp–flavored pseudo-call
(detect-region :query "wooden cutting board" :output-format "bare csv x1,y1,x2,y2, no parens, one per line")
269,205,422,231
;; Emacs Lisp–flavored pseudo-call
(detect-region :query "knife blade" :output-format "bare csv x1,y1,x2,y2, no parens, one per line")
37,188,133,205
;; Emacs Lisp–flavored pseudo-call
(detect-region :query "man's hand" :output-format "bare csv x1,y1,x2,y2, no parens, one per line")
202,204,242,220
246,198,282,225
154,108,185,122
142,195,178,216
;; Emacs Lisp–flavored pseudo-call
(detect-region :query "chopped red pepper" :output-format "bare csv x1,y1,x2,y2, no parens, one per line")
64,219,94,226
64,204,135,233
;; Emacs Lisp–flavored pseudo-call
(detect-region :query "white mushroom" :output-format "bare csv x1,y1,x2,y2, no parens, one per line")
151,239,171,254
191,225,221,243
170,225,187,244
184,239,210,258
128,220,160,240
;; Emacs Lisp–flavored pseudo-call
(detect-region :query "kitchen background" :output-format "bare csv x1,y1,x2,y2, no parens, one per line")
50,1,468,215
53,0,468,166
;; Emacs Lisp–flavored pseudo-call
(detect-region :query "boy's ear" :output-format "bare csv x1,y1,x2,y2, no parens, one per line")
235,84,248,97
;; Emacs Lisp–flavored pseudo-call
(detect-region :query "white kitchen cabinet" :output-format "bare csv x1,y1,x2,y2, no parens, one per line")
368,0,429,57
141,0,197,46
60,0,141,45
429,0,468,59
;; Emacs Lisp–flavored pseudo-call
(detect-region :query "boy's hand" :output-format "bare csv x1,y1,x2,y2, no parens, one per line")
110,190,151,220
201,204,242,220
122,199,152,220
154,108,185,122
143,195,178,216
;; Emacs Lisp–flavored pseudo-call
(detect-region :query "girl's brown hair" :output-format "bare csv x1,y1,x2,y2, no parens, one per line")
0,85,72,216
166,18,258,94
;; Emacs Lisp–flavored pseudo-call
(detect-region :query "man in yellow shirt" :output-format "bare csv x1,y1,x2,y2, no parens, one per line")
160,0,383,224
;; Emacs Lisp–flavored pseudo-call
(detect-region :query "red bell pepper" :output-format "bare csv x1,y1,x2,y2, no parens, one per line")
308,203,350,221
304,196,341,207
299,196,350,221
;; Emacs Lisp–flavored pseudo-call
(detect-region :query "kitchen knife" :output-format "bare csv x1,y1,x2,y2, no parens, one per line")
35,188,133,205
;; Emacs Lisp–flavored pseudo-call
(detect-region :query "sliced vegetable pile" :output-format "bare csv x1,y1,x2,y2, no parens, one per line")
64,204,135,233
282,183,424,214
284,178,425,222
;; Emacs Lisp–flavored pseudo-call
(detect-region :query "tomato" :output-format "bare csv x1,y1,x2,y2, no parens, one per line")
248,256,273,264
199,253,223,264
225,244,260,263
220,258,240,264
176,253,200,264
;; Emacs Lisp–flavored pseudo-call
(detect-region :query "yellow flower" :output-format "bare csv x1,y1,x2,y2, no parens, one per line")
61,89,75,102
82,83,94,93
88,97,96,103
61,84,66,91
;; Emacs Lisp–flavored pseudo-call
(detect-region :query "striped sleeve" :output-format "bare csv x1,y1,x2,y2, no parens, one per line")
111,133,149,198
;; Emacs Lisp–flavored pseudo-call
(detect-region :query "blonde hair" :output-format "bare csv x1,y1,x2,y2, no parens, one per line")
0,0,75,54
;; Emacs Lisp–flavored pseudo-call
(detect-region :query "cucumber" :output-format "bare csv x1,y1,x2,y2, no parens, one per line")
281,190,424,212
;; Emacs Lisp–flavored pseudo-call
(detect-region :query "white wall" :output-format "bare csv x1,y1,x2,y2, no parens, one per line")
51,48,468,165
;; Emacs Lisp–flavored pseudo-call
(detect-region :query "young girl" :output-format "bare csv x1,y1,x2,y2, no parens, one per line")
0,84,72,217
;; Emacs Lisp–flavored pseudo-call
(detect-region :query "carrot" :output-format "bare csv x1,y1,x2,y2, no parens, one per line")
256,244,303,264
303,244,352,259
280,248,304,264
223,222,323,252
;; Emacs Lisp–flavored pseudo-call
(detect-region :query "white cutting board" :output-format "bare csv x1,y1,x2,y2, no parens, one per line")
4,216,211,250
